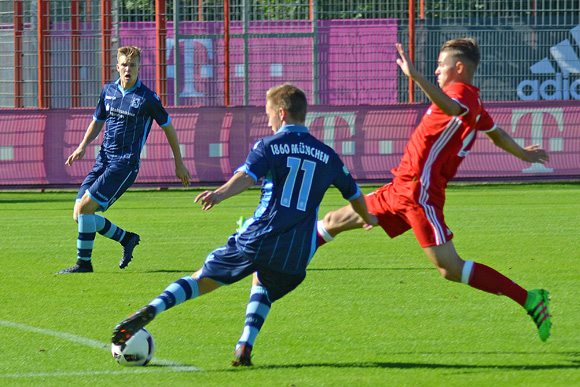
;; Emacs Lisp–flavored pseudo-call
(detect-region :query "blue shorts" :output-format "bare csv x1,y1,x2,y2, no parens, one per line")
198,235,306,302
76,155,138,212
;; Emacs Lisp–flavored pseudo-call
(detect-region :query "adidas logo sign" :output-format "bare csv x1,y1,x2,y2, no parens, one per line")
517,24,580,101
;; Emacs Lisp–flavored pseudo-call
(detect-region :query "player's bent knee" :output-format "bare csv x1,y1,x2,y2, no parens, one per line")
436,267,461,282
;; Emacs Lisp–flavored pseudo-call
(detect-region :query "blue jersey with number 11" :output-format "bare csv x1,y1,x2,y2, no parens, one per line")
236,124,361,275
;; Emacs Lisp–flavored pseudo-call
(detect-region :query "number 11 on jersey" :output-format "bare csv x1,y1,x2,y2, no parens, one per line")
281,157,316,211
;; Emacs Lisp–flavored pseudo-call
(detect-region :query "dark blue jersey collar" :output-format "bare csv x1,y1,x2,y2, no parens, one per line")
278,124,309,134
115,78,142,95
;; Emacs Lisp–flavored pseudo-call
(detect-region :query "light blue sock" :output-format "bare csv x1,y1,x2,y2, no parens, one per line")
77,214,96,262
95,215,126,242
236,285,272,350
149,276,200,317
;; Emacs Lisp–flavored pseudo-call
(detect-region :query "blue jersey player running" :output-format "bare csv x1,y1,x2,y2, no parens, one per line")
111,83,378,365
58,46,191,274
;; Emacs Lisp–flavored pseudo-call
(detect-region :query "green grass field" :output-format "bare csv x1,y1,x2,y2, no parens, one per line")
1,182,579,386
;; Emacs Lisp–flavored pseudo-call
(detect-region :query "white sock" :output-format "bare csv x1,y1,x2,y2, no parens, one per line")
461,260,474,284
317,220,334,242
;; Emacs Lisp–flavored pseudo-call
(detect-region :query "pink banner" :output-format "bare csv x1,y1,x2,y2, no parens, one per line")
120,19,399,106
49,20,399,107
0,100,578,187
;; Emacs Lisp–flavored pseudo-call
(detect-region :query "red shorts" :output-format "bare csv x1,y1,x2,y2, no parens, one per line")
365,183,453,247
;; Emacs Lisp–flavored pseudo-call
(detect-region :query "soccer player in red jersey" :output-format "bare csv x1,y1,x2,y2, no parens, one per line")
318,39,552,341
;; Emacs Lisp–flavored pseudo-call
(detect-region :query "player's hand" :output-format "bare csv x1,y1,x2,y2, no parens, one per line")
395,42,417,79
65,146,86,166
523,144,550,164
362,213,378,231
175,163,192,187
194,190,223,210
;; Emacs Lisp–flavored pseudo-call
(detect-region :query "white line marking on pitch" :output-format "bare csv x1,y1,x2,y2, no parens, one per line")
0,320,202,378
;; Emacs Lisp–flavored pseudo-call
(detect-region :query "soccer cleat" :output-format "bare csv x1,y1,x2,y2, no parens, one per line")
231,344,253,367
56,259,93,274
112,305,156,346
525,289,551,341
119,232,140,269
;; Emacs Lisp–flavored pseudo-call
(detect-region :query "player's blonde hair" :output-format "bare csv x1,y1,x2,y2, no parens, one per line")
266,83,308,124
441,38,480,72
117,46,142,62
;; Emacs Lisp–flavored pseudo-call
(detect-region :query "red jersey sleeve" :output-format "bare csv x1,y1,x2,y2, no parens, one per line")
475,107,496,132
444,82,496,133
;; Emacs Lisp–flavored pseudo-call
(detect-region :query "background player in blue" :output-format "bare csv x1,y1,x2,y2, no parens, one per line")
111,83,377,365
59,46,191,274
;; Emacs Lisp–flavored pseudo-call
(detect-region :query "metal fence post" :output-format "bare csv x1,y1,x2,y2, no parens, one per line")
71,0,81,108
408,0,415,103
311,0,319,105
224,0,230,106
14,0,23,108
38,0,51,108
173,0,181,106
155,0,167,105
243,0,249,105
101,0,112,87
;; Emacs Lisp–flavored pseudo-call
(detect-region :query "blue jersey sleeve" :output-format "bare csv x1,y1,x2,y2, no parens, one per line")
331,157,361,201
146,92,171,127
243,139,270,180
93,87,107,122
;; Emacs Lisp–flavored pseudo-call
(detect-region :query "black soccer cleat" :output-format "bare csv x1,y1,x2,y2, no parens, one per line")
56,259,93,274
231,344,253,367
112,305,156,346
119,232,140,269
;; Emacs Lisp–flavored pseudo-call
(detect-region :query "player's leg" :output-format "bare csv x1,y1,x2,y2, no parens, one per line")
89,162,140,268
319,203,365,240
423,241,551,341
112,237,255,346
60,162,139,273
232,267,306,366
93,213,140,269
57,194,101,273
318,185,401,246
112,270,222,345
422,241,464,282
233,273,271,367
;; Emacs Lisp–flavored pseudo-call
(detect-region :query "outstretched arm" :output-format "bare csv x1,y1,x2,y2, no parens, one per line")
486,127,550,164
395,43,462,116
65,120,105,166
161,122,192,187
194,171,256,210
348,195,378,230
320,193,378,238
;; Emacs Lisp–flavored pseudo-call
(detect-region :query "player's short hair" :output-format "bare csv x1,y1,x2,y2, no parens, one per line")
266,83,308,124
117,46,142,62
441,38,480,70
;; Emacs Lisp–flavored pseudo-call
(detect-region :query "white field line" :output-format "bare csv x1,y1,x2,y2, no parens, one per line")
0,320,202,378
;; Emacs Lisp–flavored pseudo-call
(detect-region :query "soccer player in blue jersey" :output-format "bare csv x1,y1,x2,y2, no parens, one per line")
58,46,191,274
111,83,378,365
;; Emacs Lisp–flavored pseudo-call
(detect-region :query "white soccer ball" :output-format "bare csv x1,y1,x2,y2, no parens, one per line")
111,328,155,366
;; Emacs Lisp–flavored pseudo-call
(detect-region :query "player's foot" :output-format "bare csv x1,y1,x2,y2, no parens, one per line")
524,289,551,341
112,305,156,345
236,216,246,233
231,344,253,367
119,232,140,269
56,259,93,274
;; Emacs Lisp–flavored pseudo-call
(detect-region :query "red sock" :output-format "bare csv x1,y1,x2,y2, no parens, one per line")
467,262,528,307
317,231,327,247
